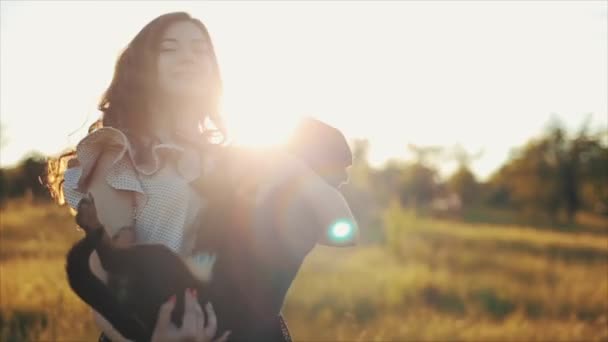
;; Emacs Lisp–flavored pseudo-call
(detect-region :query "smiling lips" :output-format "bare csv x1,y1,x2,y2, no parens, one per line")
173,71,198,80
173,69,206,80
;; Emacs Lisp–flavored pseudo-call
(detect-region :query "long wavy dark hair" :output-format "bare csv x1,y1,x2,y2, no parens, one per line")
46,12,226,205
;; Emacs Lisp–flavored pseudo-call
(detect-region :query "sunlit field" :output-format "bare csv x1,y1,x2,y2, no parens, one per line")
1,200,607,341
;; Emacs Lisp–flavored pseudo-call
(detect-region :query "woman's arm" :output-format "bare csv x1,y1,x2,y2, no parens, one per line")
266,155,359,248
295,163,359,246
86,151,135,237
83,151,137,340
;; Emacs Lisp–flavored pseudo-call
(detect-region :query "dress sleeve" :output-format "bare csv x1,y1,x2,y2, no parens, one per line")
63,127,144,212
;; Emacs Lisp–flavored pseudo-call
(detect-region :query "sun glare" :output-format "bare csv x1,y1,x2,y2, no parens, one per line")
221,83,305,148
223,110,299,147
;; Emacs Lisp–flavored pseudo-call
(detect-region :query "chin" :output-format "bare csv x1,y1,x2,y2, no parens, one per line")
161,88,200,102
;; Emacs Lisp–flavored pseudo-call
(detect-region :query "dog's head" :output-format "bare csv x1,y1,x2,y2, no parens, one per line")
286,117,353,188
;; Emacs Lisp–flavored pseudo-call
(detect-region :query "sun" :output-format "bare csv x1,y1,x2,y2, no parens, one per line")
216,40,314,149
221,91,304,149
223,111,297,147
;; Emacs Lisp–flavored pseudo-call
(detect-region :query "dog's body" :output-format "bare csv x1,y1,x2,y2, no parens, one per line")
65,118,353,341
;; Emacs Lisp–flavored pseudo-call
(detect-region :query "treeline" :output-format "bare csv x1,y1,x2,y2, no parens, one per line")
339,120,607,240
1,120,606,229
0,152,50,205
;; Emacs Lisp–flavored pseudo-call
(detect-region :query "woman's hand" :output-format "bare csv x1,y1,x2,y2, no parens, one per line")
151,289,231,342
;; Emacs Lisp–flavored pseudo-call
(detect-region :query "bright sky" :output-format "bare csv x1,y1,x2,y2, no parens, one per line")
1,1,606,180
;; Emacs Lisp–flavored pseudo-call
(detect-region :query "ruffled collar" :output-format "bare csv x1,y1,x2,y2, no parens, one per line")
97,127,205,182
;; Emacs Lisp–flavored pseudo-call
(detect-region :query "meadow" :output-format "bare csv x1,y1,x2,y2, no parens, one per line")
1,200,607,341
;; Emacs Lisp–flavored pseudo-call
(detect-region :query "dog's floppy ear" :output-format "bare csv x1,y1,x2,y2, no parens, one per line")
286,117,352,187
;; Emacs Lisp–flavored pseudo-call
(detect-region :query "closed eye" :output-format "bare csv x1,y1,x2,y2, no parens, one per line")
159,38,179,52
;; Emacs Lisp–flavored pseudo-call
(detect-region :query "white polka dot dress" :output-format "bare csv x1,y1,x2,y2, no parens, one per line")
63,127,204,255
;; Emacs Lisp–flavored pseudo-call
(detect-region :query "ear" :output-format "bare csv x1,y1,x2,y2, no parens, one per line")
286,118,353,188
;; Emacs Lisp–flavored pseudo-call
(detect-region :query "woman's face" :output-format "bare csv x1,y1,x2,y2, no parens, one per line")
156,21,214,100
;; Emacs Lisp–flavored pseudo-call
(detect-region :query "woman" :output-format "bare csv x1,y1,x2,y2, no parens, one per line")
46,11,357,342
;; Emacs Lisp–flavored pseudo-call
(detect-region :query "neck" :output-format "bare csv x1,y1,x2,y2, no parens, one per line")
148,98,202,142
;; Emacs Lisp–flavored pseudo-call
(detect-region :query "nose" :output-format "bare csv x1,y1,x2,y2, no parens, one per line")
178,48,197,65
173,45,199,66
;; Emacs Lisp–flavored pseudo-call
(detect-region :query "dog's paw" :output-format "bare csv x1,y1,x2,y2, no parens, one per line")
185,253,217,283
76,193,102,232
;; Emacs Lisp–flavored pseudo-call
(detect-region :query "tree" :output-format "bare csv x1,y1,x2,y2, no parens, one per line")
486,117,608,223
397,145,443,208
399,163,440,208
0,168,7,206
574,129,608,215
446,145,482,206
372,159,406,206
20,152,50,200
447,166,478,206
0,151,51,202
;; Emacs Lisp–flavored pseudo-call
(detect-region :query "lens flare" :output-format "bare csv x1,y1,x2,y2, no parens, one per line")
328,219,355,243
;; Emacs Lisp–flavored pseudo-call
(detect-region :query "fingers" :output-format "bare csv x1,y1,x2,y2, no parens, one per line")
192,291,205,340
181,288,203,341
182,289,196,334
154,295,176,335
213,330,231,342
203,302,217,338
153,289,225,342
205,302,231,342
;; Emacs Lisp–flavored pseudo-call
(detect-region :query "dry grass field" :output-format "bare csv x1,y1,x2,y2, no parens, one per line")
1,200,607,341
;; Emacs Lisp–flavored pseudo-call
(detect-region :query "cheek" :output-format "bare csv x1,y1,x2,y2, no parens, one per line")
155,55,213,96
202,58,214,76
156,58,173,91
195,57,214,85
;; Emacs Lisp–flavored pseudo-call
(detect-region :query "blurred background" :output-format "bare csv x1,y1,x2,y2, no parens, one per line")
1,1,607,341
